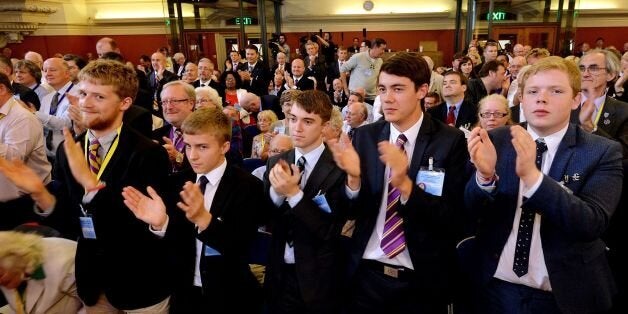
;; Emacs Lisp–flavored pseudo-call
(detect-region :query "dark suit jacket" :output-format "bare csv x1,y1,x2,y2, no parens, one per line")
304,55,328,91
237,62,271,96
510,104,521,123
45,125,171,310
271,63,291,76
464,123,623,313
152,124,191,174
326,60,342,85
465,78,489,106
166,165,264,313
123,105,152,138
12,82,40,110
292,76,315,91
570,96,628,157
263,147,349,313
328,89,348,108
192,78,223,94
147,70,178,117
173,60,190,79
428,100,479,129
347,116,470,303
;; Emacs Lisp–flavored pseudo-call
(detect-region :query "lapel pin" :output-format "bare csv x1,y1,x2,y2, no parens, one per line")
571,173,580,181
604,119,610,125
604,112,609,118
563,175,570,183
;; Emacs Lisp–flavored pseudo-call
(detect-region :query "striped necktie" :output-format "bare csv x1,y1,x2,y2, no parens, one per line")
88,138,101,175
380,134,408,258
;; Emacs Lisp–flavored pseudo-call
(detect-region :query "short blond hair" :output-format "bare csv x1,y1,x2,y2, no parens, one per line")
182,107,231,144
520,56,581,96
0,231,44,274
79,59,138,100
257,110,278,125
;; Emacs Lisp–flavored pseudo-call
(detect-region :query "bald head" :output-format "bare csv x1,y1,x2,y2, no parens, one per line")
513,44,525,57
240,92,261,112
151,52,166,72
24,51,43,68
509,56,527,78
43,58,71,90
269,134,293,157
96,37,119,58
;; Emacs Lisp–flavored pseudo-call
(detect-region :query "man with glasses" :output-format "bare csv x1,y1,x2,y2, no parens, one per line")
575,49,628,157
251,133,293,180
152,81,195,173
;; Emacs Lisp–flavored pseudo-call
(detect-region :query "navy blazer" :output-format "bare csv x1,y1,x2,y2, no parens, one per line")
571,96,628,157
465,123,623,313
347,116,470,302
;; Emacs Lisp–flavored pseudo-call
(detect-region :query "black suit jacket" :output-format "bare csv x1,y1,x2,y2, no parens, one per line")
465,124,623,313
347,117,470,303
304,55,328,91
173,60,190,79
570,96,628,157
510,104,521,123
328,89,348,108
192,78,223,94
271,63,292,76
147,70,178,117
293,76,315,91
263,147,349,313
12,82,40,110
123,105,152,138
152,124,191,174
237,62,271,96
166,165,264,313
45,125,171,309
428,100,479,129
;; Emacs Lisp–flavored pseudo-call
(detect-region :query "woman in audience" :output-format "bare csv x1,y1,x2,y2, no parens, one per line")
322,105,343,141
476,94,513,131
195,86,222,110
251,110,278,160
220,70,247,107
272,89,301,135
456,56,477,79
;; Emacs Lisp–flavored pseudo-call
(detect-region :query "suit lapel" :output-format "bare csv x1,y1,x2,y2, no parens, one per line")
599,96,617,131
408,116,433,179
372,123,390,194
303,146,335,196
208,164,235,219
97,126,129,182
548,124,577,182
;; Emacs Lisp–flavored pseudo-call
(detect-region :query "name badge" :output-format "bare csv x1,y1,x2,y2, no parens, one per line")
80,216,97,239
204,245,221,256
416,157,445,196
312,193,332,213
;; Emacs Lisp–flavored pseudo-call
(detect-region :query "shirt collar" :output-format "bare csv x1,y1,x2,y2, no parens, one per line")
0,97,17,115
295,142,325,170
196,158,227,187
56,80,73,94
446,99,464,111
390,113,424,148
581,93,606,111
526,123,568,157
87,126,119,149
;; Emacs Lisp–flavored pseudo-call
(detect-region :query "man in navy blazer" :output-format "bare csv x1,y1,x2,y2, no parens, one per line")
465,56,623,313
428,71,478,130
328,52,469,313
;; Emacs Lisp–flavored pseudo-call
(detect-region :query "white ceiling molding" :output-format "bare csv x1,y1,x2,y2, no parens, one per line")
0,0,58,43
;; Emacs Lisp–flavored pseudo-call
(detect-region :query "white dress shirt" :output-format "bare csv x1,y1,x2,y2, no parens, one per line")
362,114,424,270
36,81,78,157
492,124,568,291
194,159,227,286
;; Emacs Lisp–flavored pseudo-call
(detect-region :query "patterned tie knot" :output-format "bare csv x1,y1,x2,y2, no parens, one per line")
535,138,547,170
88,139,101,175
198,175,209,195
297,156,306,173
448,106,456,113
396,134,407,150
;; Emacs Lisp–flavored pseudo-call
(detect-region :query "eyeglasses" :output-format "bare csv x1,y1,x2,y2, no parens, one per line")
161,98,189,106
480,112,508,118
269,149,288,154
578,65,607,74
196,98,210,104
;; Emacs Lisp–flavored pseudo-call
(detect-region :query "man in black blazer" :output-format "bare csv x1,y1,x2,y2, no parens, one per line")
148,51,178,118
193,58,222,93
466,56,622,313
123,108,264,313
284,58,314,91
328,52,469,313
264,90,349,314
304,41,328,91
0,60,172,312
428,71,478,130
574,49,628,157
237,45,271,97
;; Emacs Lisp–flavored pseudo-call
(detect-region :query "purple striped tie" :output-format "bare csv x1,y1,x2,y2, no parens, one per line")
88,139,101,175
380,134,407,258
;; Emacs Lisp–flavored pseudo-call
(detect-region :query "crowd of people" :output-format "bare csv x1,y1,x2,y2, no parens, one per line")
0,33,626,314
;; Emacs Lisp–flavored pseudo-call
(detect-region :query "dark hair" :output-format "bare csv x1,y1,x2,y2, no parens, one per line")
63,54,87,69
245,45,259,53
14,60,42,82
293,90,333,123
379,52,430,91
220,70,242,89
361,39,371,49
139,55,151,62
0,71,12,91
0,55,12,74
453,51,466,60
372,38,387,48
443,70,468,86
425,91,441,103
478,60,504,78
101,51,125,63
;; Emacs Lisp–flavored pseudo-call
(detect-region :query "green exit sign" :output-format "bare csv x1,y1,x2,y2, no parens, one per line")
480,11,516,21
226,17,259,26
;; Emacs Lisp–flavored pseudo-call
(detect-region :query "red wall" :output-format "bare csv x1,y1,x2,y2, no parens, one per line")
4,27,626,67
6,34,171,64
574,27,628,49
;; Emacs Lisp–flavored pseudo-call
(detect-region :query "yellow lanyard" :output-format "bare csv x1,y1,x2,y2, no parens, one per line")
15,290,25,314
592,99,606,127
84,125,122,180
